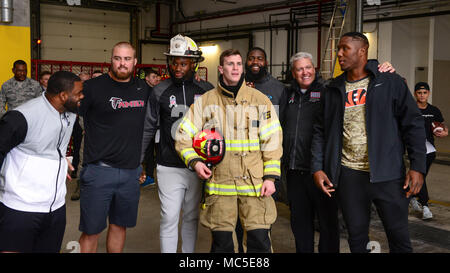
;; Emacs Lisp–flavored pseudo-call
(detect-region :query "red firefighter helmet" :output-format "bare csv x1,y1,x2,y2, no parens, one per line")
192,128,225,166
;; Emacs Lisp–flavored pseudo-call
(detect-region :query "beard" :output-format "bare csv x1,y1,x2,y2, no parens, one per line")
111,66,133,80
245,64,267,83
64,98,79,114
169,68,193,85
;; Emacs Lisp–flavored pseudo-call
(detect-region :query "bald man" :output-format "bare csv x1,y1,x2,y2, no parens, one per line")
77,42,151,253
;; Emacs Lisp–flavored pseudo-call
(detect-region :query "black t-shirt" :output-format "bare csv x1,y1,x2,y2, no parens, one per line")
79,73,150,169
420,103,444,146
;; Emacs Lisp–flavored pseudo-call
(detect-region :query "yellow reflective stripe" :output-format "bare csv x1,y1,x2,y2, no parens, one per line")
260,120,281,139
264,168,281,174
264,160,280,166
181,148,196,165
180,148,203,165
264,160,281,174
226,139,260,144
225,139,260,151
205,182,262,196
180,117,198,138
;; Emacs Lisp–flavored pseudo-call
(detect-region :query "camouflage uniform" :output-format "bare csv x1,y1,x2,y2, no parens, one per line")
0,77,42,117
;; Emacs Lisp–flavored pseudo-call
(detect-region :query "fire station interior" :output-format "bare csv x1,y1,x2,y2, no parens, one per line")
1,0,450,253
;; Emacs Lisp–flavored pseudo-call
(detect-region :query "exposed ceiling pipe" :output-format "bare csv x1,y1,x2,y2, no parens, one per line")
182,2,336,39
363,0,450,17
1,0,13,23
180,0,450,38
364,9,450,23
95,0,140,6
170,0,334,34
151,3,170,38
185,22,327,39
180,0,333,22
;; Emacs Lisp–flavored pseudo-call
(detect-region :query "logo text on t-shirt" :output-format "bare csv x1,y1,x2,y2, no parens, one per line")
109,97,145,110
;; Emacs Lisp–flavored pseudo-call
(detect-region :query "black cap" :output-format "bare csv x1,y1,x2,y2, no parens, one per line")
415,82,430,91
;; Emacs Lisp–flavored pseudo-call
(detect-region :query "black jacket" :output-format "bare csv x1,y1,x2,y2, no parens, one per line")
251,73,288,119
311,60,426,185
282,74,325,171
141,76,214,168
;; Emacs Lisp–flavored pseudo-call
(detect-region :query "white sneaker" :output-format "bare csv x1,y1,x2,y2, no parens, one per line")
410,198,422,212
422,206,433,220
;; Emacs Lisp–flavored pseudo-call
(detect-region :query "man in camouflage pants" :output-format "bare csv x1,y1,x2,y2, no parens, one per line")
0,60,41,118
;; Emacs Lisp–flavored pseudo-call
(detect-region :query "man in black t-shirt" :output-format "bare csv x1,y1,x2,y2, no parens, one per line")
77,42,150,253
411,82,448,220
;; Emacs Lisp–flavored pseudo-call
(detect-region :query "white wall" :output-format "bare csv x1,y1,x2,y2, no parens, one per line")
253,29,289,80
297,28,320,65
390,18,429,91
433,15,450,152
141,43,168,65
40,4,130,62
377,21,392,64
363,22,378,60
434,15,450,61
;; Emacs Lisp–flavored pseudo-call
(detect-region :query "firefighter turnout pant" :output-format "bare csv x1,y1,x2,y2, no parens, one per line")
200,194,277,253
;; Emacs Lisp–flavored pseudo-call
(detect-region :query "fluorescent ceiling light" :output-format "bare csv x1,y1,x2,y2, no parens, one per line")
200,45,218,54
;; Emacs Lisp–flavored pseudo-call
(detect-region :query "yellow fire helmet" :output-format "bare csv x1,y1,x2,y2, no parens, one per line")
164,34,204,62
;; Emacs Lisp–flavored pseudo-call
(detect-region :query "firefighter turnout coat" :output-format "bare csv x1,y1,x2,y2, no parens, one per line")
175,80,283,198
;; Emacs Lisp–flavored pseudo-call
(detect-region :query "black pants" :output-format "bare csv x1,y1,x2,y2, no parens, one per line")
415,152,435,206
0,203,66,252
337,166,412,253
143,139,156,178
211,229,271,253
71,116,83,174
286,170,340,253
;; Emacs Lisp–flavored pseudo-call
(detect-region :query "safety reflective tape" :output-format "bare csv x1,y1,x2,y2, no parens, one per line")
264,168,281,174
259,120,282,139
226,139,260,143
264,160,281,174
180,148,202,165
180,117,198,138
225,139,260,151
205,182,262,197
264,160,280,167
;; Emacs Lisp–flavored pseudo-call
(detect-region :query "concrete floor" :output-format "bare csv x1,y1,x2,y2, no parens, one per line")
61,161,450,253
436,135,450,154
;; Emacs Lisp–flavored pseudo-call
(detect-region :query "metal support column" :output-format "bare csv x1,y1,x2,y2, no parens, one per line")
356,0,363,32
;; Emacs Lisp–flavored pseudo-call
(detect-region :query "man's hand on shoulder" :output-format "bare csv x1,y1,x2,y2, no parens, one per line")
378,62,395,73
